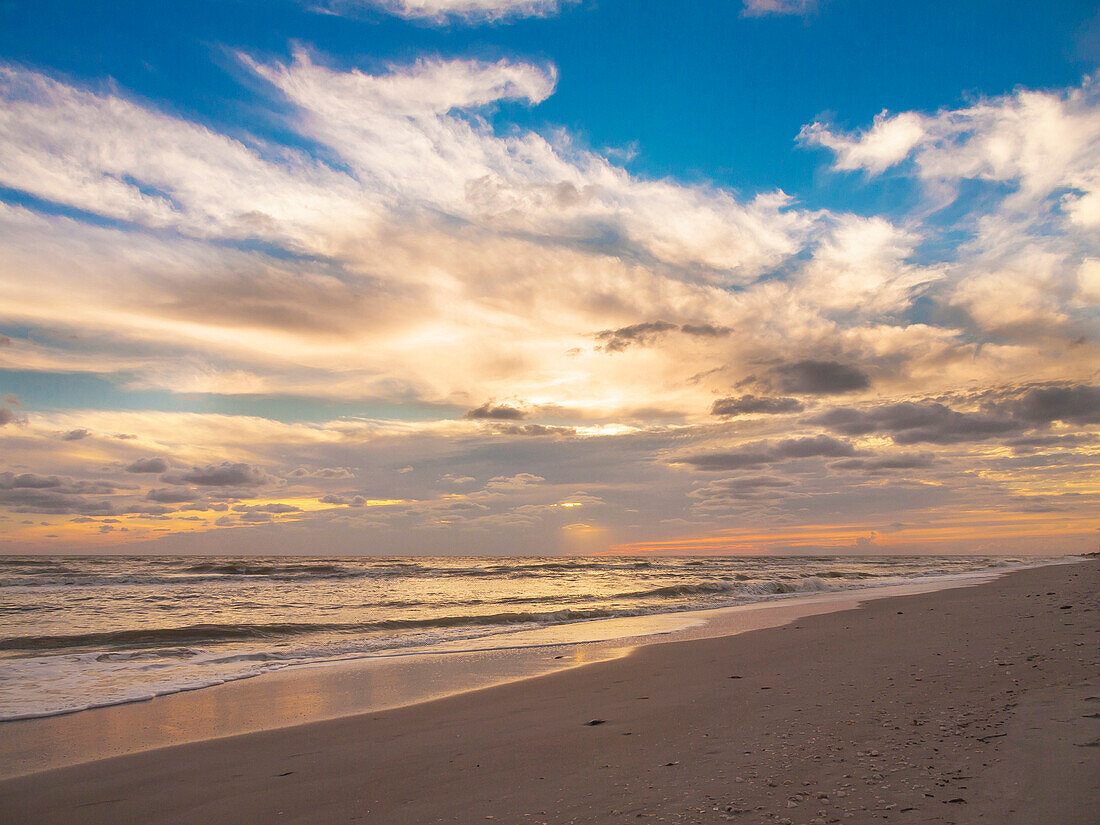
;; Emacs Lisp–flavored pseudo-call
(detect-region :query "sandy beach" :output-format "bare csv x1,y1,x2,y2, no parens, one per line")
1,559,1096,824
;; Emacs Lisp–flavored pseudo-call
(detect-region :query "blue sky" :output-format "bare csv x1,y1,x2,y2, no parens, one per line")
4,0,1095,201
0,0,1098,554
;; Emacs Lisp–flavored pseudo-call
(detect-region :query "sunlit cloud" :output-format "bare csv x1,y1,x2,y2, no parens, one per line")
0,44,1098,554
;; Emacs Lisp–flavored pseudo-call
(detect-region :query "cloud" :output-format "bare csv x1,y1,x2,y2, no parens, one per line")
1,393,20,405
800,111,926,174
288,466,356,479
465,402,528,420
320,493,367,506
163,462,274,487
0,57,815,419
742,0,821,17
791,215,943,315
830,454,936,472
0,487,114,515
316,0,573,24
146,487,201,503
687,475,795,508
770,360,871,395
126,457,170,473
495,423,576,436
2,53,1099,553
801,78,1100,223
0,407,19,426
1006,433,1098,452
711,394,804,416
1005,385,1100,425
61,428,90,441
232,502,301,514
121,503,176,515
680,323,732,338
0,473,62,489
593,321,733,352
594,321,678,352
238,511,274,523
813,401,1026,444
484,472,545,490
0,474,118,514
680,435,858,470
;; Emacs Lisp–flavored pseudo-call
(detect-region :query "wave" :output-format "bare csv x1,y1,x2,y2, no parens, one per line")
0,608,639,653
183,561,361,577
95,648,200,662
623,577,835,599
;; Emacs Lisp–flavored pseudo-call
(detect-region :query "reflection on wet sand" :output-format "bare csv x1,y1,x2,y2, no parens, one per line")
0,574,998,779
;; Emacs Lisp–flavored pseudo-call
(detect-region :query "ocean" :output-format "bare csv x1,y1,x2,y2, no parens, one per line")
0,554,1038,721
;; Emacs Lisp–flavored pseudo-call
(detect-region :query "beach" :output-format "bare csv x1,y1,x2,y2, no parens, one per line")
1,559,1096,824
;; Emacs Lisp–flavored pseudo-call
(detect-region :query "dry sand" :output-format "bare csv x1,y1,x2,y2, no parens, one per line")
1,559,1096,825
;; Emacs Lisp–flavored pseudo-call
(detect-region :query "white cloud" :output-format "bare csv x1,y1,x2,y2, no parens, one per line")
793,215,943,315
0,66,366,249
799,111,926,174
801,78,1100,222
742,0,820,17
316,0,572,24
0,56,841,420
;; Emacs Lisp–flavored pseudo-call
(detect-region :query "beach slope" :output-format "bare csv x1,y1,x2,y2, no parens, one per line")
1,560,1097,824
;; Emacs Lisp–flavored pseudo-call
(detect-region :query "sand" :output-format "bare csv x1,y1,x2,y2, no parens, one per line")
0,559,1096,824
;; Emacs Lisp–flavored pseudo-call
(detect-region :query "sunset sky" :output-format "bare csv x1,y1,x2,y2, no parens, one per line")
1,0,1098,555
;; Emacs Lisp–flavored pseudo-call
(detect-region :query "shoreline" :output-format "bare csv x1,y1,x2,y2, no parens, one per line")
1,559,1096,824
0,568,1017,779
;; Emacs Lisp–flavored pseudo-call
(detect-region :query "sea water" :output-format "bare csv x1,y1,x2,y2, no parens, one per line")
0,554,1037,720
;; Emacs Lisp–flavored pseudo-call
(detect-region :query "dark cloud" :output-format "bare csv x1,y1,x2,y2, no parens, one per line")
0,473,115,495
288,466,355,479
146,487,201,503
594,321,678,352
496,423,576,436
122,503,176,516
465,402,527,421
594,321,730,352
0,473,61,489
711,394,804,416
813,402,1026,444
61,428,90,441
771,360,871,395
67,480,118,494
0,407,20,426
163,462,273,487
232,502,301,514
2,393,21,406
239,511,274,523
320,493,367,506
830,454,935,472
1006,385,1100,424
680,450,773,470
680,435,858,470
177,502,229,512
0,487,114,515
688,475,795,502
775,435,859,458
1006,433,1098,453
680,323,732,337
126,457,169,474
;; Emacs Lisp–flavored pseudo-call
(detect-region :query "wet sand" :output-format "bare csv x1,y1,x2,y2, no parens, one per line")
1,560,1096,824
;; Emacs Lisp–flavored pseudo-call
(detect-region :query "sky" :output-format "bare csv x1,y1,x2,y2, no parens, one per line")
0,0,1098,556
